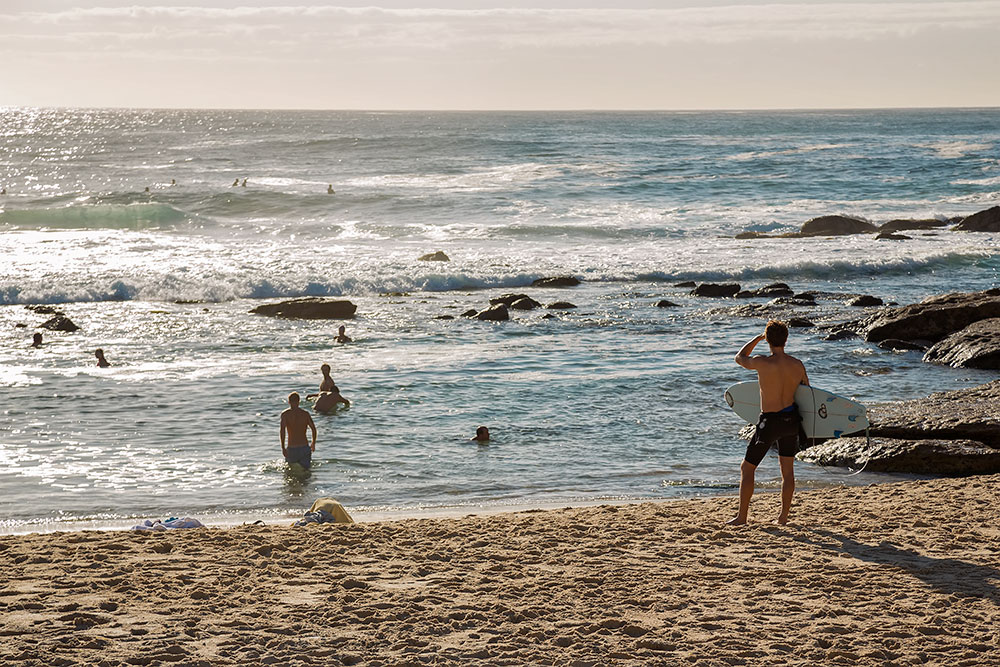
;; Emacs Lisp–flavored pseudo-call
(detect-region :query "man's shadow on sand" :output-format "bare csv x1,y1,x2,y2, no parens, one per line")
778,527,1000,601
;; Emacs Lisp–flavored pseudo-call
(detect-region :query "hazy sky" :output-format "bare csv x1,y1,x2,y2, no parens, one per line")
2,1,998,109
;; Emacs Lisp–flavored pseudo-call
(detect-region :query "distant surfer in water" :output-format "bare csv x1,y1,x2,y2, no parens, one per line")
281,392,317,469
728,320,809,526
95,349,111,368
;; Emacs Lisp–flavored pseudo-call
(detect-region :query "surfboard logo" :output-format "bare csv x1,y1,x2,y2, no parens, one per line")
818,404,828,419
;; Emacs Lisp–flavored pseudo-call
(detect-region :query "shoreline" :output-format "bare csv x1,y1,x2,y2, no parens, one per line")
2,473,999,665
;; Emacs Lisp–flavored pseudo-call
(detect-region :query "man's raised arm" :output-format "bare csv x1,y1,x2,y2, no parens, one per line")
735,334,766,369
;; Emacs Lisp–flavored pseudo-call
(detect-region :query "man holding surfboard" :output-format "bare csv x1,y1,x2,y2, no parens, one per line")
728,320,808,526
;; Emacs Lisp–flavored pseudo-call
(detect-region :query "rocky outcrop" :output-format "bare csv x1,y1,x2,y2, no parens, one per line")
547,301,577,310
418,251,450,261
41,316,80,332
878,218,948,233
863,289,1000,343
797,437,1000,474
824,329,859,341
655,300,678,308
691,283,740,298
788,318,814,328
954,206,1000,232
737,283,794,298
922,318,1000,369
877,339,927,351
867,380,1000,447
531,276,581,288
250,298,357,320
476,304,509,321
799,215,878,237
849,295,883,307
490,294,540,308
511,298,540,311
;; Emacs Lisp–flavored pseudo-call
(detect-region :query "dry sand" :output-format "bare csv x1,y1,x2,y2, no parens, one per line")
3,474,1000,666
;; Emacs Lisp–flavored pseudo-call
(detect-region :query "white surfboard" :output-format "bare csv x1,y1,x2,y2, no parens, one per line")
724,381,868,439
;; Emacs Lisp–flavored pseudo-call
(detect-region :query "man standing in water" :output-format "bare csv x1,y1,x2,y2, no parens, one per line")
728,320,808,526
280,392,317,469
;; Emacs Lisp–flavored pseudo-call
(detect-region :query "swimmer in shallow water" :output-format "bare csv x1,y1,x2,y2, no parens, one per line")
281,392,317,469
31,332,43,348
335,325,352,343
327,184,335,194
95,348,111,367
471,426,490,442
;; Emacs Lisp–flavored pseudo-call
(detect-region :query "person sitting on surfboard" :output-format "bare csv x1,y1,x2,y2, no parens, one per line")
728,320,809,526
281,392,317,469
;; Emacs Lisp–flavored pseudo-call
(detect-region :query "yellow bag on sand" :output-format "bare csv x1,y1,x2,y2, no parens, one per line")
308,497,354,524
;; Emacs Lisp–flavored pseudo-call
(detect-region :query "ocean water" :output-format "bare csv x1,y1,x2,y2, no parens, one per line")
1,108,998,532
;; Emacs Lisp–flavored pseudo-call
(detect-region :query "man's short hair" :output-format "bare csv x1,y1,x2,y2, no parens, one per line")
765,320,789,348
320,364,331,373
288,392,300,405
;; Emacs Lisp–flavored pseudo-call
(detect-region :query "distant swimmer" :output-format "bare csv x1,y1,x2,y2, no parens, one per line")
471,426,490,443
1,187,6,195
170,179,176,186
31,332,43,348
335,325,352,344
280,392,317,469
95,348,111,368
327,184,335,195
144,187,150,193
232,178,239,187
241,178,247,187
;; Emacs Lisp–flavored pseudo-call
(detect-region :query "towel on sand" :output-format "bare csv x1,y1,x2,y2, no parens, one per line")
293,497,354,527
132,517,205,531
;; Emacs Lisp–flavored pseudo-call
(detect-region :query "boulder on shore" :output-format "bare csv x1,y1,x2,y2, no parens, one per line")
797,437,1000,475
863,289,1000,343
531,276,581,288
250,298,357,320
867,380,1000,447
691,283,740,298
922,318,1000,369
418,251,450,262
799,215,878,237
954,205,1000,232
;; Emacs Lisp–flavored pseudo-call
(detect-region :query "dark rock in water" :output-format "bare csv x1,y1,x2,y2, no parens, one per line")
531,276,581,288
863,289,1000,343
849,295,883,307
435,315,455,320
868,380,1000,447
769,297,816,307
15,323,27,328
41,316,80,332
547,301,577,309
418,251,450,261
878,339,928,351
655,300,679,308
673,281,696,288
793,292,816,301
875,232,911,240
250,298,357,320
476,304,509,321
923,318,1000,369
736,284,793,298
461,309,479,318
721,304,783,318
797,437,1000,475
26,305,63,315
799,215,878,237
490,293,532,307
691,283,740,298
510,297,540,311
787,318,814,328
954,205,1000,232
542,313,557,319
824,329,858,341
878,218,948,233
380,291,409,297
735,290,754,299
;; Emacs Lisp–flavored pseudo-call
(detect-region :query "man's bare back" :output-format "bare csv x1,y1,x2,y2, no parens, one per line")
747,347,808,412
280,392,317,457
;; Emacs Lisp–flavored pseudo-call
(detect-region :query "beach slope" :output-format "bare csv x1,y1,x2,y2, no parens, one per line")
3,475,1000,665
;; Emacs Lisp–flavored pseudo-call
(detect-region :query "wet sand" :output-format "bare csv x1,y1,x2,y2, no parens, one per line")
3,474,1000,666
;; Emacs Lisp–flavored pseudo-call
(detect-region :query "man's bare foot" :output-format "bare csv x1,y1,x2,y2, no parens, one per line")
726,517,747,526
774,515,789,525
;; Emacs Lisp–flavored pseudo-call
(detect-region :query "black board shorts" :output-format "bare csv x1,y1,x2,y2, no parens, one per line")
744,407,802,466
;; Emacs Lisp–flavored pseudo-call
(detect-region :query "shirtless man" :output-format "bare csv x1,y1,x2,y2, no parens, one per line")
280,392,317,469
728,320,809,526
335,325,352,344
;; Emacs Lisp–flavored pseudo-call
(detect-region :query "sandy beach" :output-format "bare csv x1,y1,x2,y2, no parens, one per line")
3,475,999,666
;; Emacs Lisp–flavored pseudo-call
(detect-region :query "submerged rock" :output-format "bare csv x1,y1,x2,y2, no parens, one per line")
824,329,859,341
691,283,740,298
655,300,679,308
878,218,948,233
434,315,455,320
531,276,581,288
922,318,1000,369
849,295,883,307
875,232,910,240
476,304,509,321
954,205,1000,232
863,289,1000,343
877,339,928,351
490,294,533,307
461,309,479,318
250,298,357,320
799,215,878,237
510,297,541,311
41,316,80,332
797,437,1000,475
26,305,64,315
547,301,577,310
418,251,450,261
787,318,814,328
673,281,696,288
